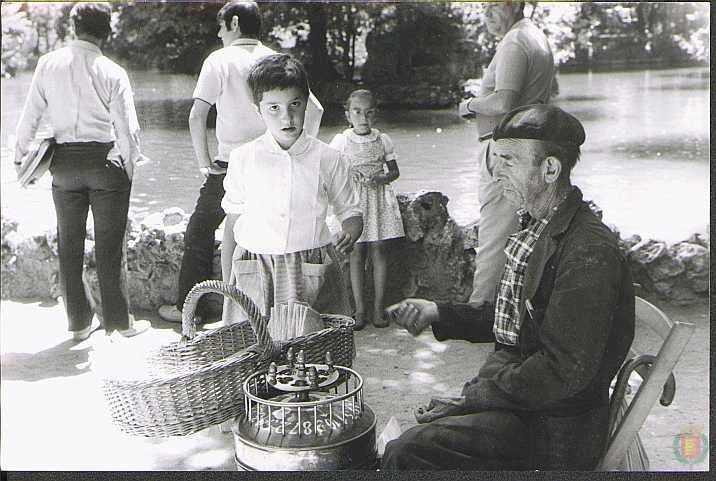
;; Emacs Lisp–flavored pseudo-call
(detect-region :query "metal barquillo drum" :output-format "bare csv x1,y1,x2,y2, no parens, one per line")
233,348,376,471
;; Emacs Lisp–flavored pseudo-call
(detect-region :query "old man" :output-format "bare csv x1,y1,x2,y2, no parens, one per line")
382,105,635,470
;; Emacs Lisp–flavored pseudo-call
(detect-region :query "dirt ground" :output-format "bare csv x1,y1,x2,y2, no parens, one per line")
0,296,709,471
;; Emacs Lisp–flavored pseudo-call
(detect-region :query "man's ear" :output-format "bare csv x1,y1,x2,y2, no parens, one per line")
231,15,240,33
253,103,261,118
344,111,352,126
542,156,561,184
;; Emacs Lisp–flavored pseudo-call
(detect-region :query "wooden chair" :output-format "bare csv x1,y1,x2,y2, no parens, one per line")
597,296,695,470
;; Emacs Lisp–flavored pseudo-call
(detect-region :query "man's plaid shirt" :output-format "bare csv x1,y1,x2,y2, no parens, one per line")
493,209,554,346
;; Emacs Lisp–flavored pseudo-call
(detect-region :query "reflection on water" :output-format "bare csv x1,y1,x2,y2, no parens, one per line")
1,67,709,243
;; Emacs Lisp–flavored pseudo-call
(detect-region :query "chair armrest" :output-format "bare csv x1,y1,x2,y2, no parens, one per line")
608,355,676,431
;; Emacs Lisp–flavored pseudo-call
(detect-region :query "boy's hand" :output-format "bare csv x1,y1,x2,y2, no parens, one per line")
334,230,355,255
335,215,363,255
370,173,387,185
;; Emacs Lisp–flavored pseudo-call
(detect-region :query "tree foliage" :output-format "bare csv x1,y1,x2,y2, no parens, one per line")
2,1,709,82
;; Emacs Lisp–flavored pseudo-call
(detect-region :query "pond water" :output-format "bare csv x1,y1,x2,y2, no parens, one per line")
1,67,709,244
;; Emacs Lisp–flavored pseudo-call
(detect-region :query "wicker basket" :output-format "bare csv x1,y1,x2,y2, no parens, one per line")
95,280,355,437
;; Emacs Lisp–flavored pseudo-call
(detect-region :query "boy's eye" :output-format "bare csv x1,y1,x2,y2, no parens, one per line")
267,105,280,112
290,100,303,108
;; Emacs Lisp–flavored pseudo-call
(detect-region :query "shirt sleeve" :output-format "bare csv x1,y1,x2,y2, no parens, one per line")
110,69,143,166
192,56,220,105
328,133,346,152
325,151,361,222
304,91,324,138
15,57,48,153
494,40,528,93
380,133,397,162
432,301,496,343
221,147,247,215
462,242,629,411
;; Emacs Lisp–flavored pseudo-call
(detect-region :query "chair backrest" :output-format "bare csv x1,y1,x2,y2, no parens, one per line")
597,296,695,470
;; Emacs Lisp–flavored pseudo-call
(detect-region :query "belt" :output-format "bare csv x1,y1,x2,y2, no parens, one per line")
55,141,114,156
479,133,493,142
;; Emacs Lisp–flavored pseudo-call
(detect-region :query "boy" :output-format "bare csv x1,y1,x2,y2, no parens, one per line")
159,1,324,323
221,54,362,325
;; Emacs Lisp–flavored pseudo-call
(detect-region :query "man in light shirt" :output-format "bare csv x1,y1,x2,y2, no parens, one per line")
14,2,149,340
459,1,554,305
158,0,324,323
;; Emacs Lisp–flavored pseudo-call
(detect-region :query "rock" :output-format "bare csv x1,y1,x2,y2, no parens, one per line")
630,239,667,265
162,207,186,226
685,233,709,248
672,242,709,275
461,220,480,251
0,199,708,308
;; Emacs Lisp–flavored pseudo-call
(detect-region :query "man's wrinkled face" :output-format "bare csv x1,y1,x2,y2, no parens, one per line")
491,138,545,208
484,3,518,37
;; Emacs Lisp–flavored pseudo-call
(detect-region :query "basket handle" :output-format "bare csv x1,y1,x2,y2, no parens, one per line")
180,280,275,355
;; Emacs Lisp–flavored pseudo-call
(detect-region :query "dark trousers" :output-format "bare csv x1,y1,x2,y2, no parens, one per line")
381,411,531,470
50,142,131,331
176,173,225,315
381,408,607,471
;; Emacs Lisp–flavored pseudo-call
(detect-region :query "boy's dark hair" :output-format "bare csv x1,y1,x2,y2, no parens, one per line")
218,1,261,38
344,89,376,110
70,2,112,40
247,54,310,105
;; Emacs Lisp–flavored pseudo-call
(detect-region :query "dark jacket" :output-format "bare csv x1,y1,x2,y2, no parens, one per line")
433,187,634,469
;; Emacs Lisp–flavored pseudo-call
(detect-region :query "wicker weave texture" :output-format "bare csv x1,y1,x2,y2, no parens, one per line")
96,280,355,437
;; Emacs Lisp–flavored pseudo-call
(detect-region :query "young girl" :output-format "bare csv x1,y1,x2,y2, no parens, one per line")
330,90,405,329
221,54,363,329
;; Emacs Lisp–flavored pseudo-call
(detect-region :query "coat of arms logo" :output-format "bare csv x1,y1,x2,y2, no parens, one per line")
672,424,709,468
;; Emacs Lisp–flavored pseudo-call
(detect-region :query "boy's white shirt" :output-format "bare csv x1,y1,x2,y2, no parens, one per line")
222,130,361,255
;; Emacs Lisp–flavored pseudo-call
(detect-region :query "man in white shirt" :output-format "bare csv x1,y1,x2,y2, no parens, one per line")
159,0,324,323
459,1,554,305
14,2,149,340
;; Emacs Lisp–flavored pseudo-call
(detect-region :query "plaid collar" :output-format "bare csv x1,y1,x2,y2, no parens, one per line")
493,209,555,346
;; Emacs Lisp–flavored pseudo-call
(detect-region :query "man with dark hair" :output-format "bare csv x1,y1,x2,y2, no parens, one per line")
459,1,555,306
14,2,149,340
158,0,323,323
382,105,634,470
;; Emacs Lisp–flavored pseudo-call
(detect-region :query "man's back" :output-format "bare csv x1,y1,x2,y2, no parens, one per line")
18,40,129,145
194,40,277,159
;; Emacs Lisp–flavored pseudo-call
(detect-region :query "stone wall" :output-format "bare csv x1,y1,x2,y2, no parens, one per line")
1,192,709,312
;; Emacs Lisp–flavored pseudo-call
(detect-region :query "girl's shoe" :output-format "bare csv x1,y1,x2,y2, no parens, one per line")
353,311,367,331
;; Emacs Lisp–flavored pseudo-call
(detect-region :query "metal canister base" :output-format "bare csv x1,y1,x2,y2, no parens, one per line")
234,406,377,471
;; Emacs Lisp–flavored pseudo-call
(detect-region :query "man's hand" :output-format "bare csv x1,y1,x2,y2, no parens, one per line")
384,298,438,336
124,158,135,182
414,396,468,424
335,215,363,255
458,98,476,119
13,147,27,175
199,164,226,178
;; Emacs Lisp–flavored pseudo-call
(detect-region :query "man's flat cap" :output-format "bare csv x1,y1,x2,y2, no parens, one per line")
493,104,585,146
